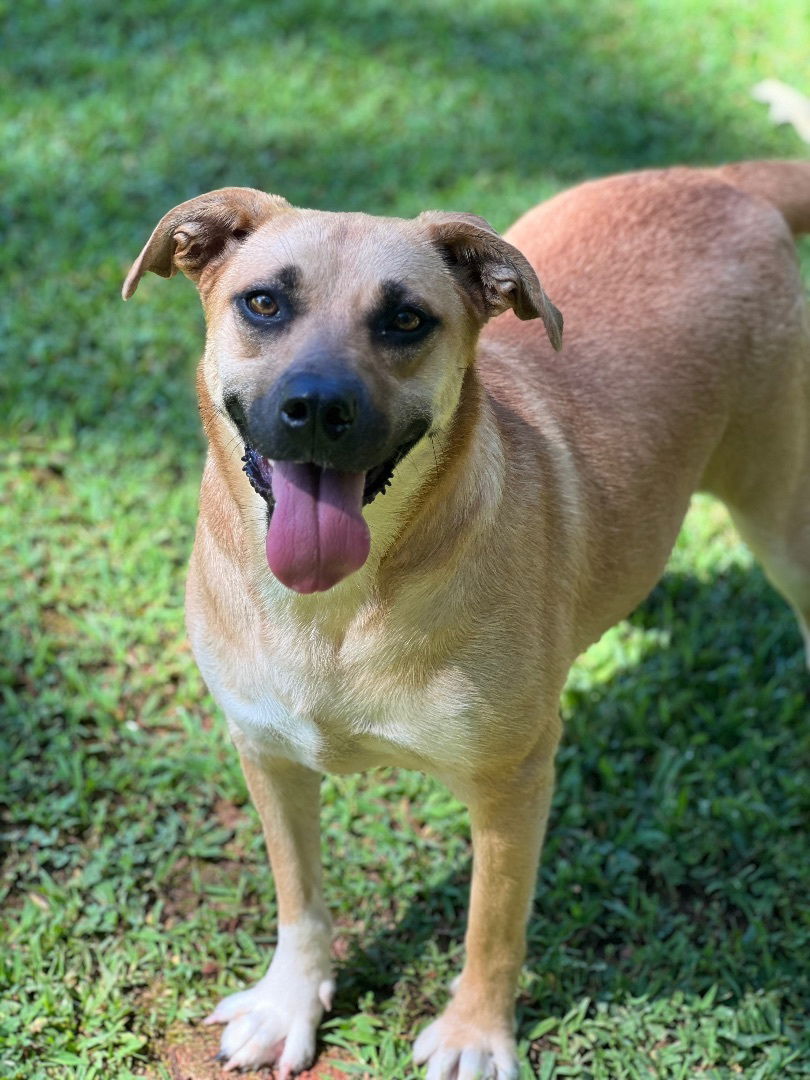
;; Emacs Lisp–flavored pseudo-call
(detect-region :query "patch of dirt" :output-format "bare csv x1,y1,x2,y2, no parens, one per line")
214,798,250,831
162,1027,358,1079
161,856,252,924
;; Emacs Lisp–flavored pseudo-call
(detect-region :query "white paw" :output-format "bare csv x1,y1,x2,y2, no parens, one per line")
204,919,334,1076
413,1014,519,1080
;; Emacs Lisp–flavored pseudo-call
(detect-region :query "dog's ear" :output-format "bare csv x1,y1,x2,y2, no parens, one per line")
122,187,291,299
419,211,563,350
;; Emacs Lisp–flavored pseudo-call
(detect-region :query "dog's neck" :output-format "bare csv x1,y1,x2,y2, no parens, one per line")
370,366,506,586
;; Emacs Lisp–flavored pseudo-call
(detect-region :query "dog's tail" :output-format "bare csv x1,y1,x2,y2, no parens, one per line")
713,160,810,236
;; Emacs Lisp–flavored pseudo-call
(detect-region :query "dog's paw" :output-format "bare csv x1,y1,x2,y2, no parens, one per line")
413,1012,519,1080
204,978,332,1075
204,921,333,1076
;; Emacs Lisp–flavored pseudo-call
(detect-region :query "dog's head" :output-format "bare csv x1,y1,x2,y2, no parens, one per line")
124,188,562,593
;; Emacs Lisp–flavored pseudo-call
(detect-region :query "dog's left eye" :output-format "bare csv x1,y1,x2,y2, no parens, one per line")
246,293,280,317
389,308,423,333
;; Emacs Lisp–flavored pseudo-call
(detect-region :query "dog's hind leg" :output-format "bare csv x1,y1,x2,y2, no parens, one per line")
707,161,810,667
727,501,810,669
204,754,333,1077
708,348,810,668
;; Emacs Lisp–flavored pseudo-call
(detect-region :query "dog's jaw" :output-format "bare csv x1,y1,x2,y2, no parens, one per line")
241,433,425,511
240,432,428,593
241,447,274,505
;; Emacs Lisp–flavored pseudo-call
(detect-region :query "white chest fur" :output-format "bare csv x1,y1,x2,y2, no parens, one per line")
189,592,487,778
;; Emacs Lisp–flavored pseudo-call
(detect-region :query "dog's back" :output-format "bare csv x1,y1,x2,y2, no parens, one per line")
483,162,810,650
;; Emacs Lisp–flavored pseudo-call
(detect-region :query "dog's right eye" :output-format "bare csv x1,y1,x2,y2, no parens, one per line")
389,308,423,333
246,293,280,317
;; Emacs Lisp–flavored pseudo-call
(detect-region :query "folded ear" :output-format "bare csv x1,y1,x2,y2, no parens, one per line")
122,187,291,299
418,210,563,350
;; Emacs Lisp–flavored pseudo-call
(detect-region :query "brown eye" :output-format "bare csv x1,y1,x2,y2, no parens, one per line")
247,293,279,317
391,308,422,332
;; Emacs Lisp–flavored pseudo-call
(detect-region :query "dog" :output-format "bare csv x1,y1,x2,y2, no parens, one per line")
123,160,810,1079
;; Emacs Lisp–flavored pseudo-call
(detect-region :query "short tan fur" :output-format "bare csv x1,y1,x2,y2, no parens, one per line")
124,161,810,1079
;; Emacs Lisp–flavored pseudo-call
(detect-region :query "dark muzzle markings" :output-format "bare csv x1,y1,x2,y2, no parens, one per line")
226,278,438,595
233,363,430,595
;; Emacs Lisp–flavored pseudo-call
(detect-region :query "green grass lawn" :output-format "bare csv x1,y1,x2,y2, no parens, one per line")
2,2,809,1077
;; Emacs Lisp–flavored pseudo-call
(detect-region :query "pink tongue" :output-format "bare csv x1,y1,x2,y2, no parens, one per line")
266,461,371,593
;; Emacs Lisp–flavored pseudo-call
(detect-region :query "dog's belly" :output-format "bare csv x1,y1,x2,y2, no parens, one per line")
195,638,485,776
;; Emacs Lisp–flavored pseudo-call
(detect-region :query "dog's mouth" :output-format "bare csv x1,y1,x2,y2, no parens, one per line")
241,437,422,594
241,441,416,509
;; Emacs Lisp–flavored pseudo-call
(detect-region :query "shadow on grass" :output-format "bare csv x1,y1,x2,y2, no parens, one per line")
9,0,781,215
335,561,808,1030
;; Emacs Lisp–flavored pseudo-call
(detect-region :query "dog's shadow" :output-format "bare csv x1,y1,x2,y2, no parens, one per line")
333,562,808,1036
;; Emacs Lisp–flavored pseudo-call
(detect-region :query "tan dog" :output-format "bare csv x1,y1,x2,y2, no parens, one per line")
123,160,810,1079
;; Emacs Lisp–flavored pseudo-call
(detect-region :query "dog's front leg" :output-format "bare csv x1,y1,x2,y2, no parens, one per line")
205,753,333,1077
414,747,556,1080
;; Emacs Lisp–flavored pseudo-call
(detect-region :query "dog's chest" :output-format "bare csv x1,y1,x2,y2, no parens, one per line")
196,618,484,775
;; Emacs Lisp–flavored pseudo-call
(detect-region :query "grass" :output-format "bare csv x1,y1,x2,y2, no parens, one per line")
1,1,809,1077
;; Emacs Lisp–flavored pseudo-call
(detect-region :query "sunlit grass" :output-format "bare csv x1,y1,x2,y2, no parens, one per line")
1,2,808,1076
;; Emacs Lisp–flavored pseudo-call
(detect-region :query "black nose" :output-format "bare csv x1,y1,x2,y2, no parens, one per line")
280,380,357,441
247,368,390,470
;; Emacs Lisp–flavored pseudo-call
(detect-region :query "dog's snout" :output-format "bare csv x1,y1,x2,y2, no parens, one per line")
247,367,390,470
279,378,357,442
